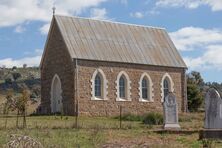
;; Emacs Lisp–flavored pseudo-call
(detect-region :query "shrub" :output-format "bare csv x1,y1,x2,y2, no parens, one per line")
5,78,12,84
12,72,21,81
121,113,142,121
142,112,163,125
12,66,17,71
202,139,214,148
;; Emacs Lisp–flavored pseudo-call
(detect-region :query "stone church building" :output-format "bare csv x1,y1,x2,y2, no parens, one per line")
40,15,187,116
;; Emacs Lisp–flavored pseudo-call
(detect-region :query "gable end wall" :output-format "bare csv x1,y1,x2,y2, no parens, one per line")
40,20,75,115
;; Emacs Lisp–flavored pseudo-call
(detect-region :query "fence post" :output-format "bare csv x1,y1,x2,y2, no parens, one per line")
75,101,79,129
119,105,122,129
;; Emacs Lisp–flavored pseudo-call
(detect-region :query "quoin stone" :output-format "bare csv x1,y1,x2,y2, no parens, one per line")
205,88,222,129
163,92,180,129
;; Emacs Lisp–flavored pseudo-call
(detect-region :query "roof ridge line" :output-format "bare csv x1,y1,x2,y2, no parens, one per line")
54,14,166,30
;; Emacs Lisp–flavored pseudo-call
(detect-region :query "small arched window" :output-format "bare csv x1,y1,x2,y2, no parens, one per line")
95,74,102,97
161,73,174,102
91,69,108,100
116,71,131,101
163,79,169,100
139,73,153,102
142,78,148,99
119,76,126,98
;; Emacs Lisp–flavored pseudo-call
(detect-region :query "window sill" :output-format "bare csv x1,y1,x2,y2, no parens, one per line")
116,98,131,101
139,98,154,102
91,97,108,101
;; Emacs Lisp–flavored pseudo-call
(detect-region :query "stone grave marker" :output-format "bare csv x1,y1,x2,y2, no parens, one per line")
199,88,222,140
205,88,222,129
163,92,180,129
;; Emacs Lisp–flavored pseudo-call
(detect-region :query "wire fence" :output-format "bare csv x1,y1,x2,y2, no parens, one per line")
0,105,151,130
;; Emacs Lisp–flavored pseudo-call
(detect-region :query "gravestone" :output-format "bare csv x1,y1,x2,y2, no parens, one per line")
163,92,180,129
199,88,222,140
205,88,222,129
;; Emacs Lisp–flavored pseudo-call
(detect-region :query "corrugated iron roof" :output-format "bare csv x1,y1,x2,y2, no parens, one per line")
54,15,187,68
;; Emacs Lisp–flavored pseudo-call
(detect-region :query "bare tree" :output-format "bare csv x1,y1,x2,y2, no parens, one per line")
3,90,15,128
11,89,30,129
22,90,29,128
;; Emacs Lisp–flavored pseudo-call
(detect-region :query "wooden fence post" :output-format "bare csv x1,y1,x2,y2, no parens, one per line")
119,105,122,129
75,101,79,129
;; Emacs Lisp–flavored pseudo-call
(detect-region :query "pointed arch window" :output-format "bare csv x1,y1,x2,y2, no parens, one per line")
95,74,102,97
119,75,126,98
116,71,131,101
163,79,169,100
139,73,154,102
91,69,108,100
142,78,148,99
161,73,174,102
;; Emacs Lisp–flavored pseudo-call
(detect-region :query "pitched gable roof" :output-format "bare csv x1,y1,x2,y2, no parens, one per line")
45,15,187,68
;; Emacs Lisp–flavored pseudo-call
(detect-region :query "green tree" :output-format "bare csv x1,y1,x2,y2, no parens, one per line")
187,71,204,112
12,72,21,81
187,83,203,112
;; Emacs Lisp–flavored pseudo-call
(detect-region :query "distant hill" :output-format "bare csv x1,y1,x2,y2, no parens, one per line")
0,67,40,114
0,67,40,98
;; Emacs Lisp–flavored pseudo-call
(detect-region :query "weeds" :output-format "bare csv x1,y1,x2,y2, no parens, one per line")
202,139,215,148
142,112,163,125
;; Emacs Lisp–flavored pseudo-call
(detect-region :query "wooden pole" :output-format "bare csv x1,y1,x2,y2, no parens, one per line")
75,100,78,128
119,105,122,129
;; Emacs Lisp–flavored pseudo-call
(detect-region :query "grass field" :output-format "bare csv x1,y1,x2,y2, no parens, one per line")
0,113,221,147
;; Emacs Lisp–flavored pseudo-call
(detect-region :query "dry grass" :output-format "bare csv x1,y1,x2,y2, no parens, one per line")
0,113,221,147
0,98,220,148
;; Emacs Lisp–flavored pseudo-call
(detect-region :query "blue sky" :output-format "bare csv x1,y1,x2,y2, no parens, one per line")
0,0,222,83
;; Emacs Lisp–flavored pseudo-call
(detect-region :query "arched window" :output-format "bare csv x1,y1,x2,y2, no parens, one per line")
163,78,169,100
142,78,148,99
91,69,108,100
161,73,174,102
95,74,102,97
119,76,126,98
116,71,131,101
139,73,153,102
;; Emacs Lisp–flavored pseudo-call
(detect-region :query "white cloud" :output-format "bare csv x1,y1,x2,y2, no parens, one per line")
170,27,222,71
130,12,144,18
14,25,25,33
0,56,41,68
169,27,222,51
0,0,107,34
184,45,222,71
40,23,50,35
156,0,222,11
34,49,43,55
0,48,43,68
90,8,108,20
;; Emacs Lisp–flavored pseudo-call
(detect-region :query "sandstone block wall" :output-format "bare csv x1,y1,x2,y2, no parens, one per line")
76,59,186,116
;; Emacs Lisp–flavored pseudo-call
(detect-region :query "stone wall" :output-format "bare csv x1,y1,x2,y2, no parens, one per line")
40,20,75,115
76,59,186,116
